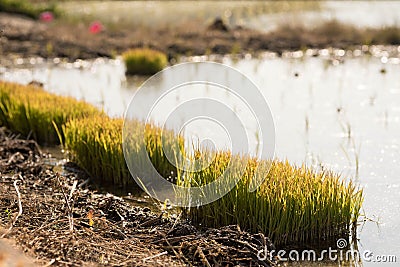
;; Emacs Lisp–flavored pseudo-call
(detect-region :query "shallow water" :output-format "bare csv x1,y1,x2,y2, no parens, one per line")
1,50,400,265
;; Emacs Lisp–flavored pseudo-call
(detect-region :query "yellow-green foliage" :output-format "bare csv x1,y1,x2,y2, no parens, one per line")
64,113,363,245
63,116,133,186
0,0,59,19
122,48,168,75
0,81,101,144
63,116,184,187
180,155,363,245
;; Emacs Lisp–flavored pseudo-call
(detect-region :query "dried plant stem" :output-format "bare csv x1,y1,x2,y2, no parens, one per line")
142,251,168,262
56,173,76,233
1,177,23,238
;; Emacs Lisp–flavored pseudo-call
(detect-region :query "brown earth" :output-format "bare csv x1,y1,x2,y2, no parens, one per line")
2,12,394,62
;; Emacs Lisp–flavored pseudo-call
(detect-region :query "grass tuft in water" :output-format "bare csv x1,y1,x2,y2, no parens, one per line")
122,48,168,75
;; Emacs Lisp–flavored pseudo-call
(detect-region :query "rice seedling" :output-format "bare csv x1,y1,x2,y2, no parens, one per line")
63,115,184,187
63,116,132,186
178,152,363,246
64,113,363,245
341,137,362,180
122,48,168,75
0,81,101,145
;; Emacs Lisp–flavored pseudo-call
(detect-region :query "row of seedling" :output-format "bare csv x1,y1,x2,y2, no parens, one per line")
0,81,363,246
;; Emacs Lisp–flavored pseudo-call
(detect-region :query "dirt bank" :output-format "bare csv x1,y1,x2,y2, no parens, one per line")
2,12,400,62
0,127,277,266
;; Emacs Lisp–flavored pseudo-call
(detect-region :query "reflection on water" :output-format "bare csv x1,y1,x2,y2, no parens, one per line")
1,49,400,265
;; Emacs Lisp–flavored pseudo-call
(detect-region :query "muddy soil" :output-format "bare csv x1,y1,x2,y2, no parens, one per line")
0,12,374,62
0,127,277,266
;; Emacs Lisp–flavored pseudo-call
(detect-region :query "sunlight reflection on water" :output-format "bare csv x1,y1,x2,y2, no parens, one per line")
1,50,400,265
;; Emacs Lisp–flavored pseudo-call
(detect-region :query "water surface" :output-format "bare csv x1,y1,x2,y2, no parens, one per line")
1,50,400,265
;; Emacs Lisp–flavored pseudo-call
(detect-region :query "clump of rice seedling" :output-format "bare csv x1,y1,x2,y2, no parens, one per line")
64,113,363,245
63,116,132,186
122,48,168,75
179,152,363,246
63,115,184,187
0,81,101,145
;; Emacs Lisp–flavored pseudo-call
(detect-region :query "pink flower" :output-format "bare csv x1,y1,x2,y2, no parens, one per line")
39,11,54,23
89,21,103,34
